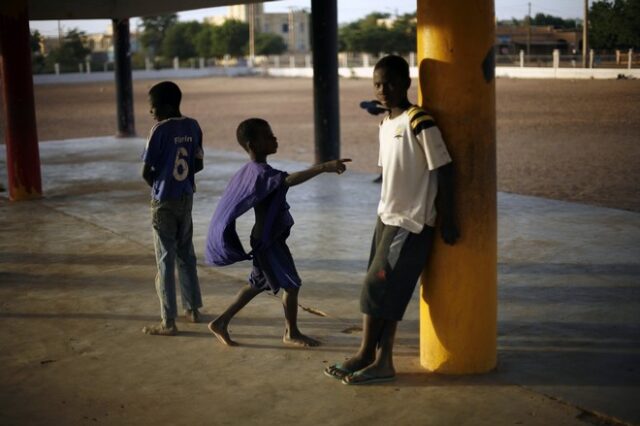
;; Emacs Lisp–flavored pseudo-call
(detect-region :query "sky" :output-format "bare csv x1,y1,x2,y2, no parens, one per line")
29,0,586,37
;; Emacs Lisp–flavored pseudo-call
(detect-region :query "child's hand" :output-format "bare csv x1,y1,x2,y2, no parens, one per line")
440,222,460,245
322,158,352,175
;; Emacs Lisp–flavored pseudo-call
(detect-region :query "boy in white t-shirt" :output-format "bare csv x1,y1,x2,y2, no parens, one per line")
325,55,459,385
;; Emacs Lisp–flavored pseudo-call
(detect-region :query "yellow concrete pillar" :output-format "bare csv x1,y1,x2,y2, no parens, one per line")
417,0,497,373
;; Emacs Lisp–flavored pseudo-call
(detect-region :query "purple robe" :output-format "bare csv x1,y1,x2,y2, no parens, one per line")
205,161,294,267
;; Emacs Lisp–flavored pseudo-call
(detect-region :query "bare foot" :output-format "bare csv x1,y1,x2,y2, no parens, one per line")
208,319,238,346
283,331,320,347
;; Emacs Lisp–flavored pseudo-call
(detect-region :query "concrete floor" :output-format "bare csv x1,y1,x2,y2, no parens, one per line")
0,137,639,426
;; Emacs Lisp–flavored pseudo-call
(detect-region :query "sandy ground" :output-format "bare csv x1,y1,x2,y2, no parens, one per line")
1,76,639,211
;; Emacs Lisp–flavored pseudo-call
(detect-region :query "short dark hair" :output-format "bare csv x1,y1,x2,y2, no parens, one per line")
374,55,410,82
149,81,182,108
236,118,269,147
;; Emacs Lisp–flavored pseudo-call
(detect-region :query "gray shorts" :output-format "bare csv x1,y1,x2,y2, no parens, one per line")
360,218,434,321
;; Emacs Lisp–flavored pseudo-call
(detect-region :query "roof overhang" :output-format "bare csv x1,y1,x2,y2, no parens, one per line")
28,0,271,20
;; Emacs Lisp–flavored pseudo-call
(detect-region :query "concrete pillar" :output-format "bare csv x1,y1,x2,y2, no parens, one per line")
54,62,60,74
417,0,497,374
311,0,340,162
629,48,634,69
552,49,560,69
199,57,205,69
112,18,135,137
145,57,152,71
362,53,370,68
85,60,91,74
616,49,621,64
173,56,179,70
409,51,416,67
274,55,280,68
0,0,43,200
589,49,594,69
519,50,524,67
305,54,311,68
289,55,295,68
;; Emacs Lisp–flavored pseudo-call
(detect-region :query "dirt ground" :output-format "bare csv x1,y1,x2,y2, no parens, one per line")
1,76,639,211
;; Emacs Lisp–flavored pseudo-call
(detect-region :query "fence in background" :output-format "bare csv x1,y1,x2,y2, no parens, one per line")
33,49,638,81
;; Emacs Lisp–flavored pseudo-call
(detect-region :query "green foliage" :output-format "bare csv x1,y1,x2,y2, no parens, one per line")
210,20,249,58
339,12,416,55
30,30,42,53
389,13,417,55
46,28,91,71
590,0,640,49
140,14,178,56
255,32,287,55
531,13,579,28
30,30,46,73
497,15,580,29
194,24,216,58
161,21,202,59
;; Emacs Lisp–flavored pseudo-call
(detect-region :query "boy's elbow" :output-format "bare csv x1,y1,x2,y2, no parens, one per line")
195,158,204,173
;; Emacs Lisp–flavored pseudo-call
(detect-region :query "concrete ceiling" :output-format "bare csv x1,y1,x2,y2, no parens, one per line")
28,0,271,20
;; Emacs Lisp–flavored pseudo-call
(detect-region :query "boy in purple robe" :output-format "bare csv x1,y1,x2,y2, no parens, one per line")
205,118,351,347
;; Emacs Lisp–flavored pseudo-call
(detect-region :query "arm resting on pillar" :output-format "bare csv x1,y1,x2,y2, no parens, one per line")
436,162,460,245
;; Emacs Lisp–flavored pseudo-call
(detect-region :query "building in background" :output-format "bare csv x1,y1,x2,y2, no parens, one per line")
496,25,581,55
207,4,310,53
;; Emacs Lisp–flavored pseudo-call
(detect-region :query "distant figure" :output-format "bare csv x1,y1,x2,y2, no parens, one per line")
141,81,204,336
325,55,459,385
205,118,351,347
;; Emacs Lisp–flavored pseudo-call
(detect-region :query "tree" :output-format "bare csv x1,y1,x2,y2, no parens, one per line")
389,13,417,55
46,29,90,70
30,30,42,53
195,23,216,58
531,13,579,29
340,20,390,55
210,20,249,58
161,21,202,59
590,0,640,49
339,12,417,55
140,14,178,57
255,32,287,55
30,30,45,73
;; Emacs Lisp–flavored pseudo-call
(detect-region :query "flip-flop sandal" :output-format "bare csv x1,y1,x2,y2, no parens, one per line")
341,371,396,385
324,363,353,380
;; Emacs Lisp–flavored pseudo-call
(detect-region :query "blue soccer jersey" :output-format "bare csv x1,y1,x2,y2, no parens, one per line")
142,116,204,201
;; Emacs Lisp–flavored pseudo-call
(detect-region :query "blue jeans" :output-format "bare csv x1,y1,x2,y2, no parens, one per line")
151,195,202,321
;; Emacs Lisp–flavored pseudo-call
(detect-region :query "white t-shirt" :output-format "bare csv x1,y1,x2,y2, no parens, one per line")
377,105,452,233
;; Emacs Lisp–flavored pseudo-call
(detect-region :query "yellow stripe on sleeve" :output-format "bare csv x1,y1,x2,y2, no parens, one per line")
410,114,434,129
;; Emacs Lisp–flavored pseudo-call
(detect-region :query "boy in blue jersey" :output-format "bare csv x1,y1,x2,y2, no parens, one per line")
325,55,459,384
141,81,204,336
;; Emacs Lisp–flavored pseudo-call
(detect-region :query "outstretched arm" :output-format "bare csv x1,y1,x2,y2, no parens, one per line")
437,162,460,245
285,158,352,187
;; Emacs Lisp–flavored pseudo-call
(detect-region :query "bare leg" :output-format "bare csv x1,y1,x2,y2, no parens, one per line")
325,314,384,377
208,285,262,346
342,320,397,383
282,287,320,347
